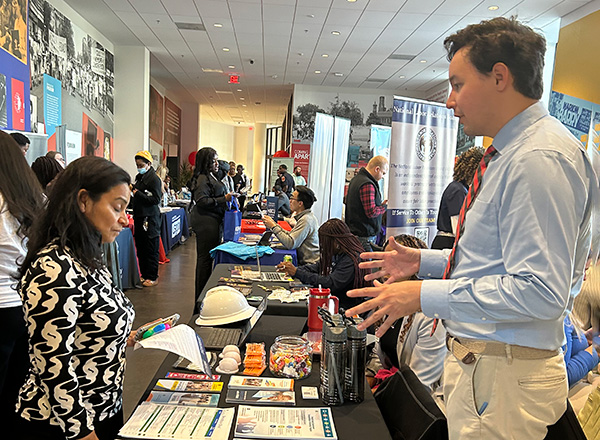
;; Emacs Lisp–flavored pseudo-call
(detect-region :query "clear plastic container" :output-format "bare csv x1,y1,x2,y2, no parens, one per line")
269,335,312,379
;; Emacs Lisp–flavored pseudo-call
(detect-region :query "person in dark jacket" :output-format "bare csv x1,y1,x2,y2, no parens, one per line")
190,147,233,310
344,156,388,252
276,218,370,310
274,164,295,198
132,150,162,287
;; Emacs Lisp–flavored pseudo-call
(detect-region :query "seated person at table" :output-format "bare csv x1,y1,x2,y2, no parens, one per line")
263,185,319,265
563,315,599,387
366,234,446,391
277,218,369,310
274,184,291,217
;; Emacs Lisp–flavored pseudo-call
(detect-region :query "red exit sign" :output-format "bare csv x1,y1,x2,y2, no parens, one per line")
229,75,239,84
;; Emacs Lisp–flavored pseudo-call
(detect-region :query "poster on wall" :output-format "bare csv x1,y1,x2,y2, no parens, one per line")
65,129,81,164
164,97,181,164
386,97,458,246
291,141,310,185
149,86,164,145
43,74,61,136
29,0,113,142
271,157,295,191
82,112,106,157
0,0,30,131
548,91,592,147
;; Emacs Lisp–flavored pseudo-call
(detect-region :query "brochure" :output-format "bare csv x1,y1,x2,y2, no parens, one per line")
146,391,220,407
226,390,295,406
228,376,294,391
155,379,223,393
165,372,221,381
119,403,235,440
234,406,337,439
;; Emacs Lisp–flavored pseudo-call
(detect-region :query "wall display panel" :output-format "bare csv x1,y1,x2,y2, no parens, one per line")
0,0,31,131
82,111,111,160
29,0,114,147
149,85,163,145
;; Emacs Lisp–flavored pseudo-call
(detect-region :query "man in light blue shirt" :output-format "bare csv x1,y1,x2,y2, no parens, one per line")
346,17,598,439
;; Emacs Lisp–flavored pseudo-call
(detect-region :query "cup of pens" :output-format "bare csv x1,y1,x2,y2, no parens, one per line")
308,287,339,332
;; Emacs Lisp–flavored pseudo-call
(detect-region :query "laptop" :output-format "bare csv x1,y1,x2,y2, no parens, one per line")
239,246,293,282
195,297,267,350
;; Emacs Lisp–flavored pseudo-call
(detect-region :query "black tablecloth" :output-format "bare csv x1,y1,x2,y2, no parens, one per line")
126,314,392,440
201,264,308,317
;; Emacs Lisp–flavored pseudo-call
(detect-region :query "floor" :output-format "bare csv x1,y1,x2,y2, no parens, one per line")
122,236,197,419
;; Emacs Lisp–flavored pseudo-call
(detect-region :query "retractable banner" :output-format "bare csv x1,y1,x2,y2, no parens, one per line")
387,97,458,246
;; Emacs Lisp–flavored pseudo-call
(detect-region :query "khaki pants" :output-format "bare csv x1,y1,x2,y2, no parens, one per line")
443,350,567,439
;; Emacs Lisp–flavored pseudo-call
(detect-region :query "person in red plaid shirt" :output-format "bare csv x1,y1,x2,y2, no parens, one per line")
344,156,388,252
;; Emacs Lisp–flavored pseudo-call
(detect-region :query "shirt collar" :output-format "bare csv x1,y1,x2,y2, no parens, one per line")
492,101,548,154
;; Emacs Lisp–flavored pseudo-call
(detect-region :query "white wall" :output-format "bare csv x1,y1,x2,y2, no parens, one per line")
199,117,235,160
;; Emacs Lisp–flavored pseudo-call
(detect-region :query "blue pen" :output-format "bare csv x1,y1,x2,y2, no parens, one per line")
477,401,488,415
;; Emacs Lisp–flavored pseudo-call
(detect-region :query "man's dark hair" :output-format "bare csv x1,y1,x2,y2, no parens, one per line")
295,185,316,209
10,132,30,146
279,164,288,170
20,157,131,277
274,184,282,193
443,17,546,100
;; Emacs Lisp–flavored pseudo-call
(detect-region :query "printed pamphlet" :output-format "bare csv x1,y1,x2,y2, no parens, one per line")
225,390,295,406
119,403,234,440
155,379,223,393
234,406,337,439
165,372,221,381
146,391,220,407
228,375,293,391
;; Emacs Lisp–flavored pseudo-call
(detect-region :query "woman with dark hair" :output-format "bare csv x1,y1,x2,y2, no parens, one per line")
366,234,446,391
31,155,63,192
17,156,136,440
276,218,369,310
0,130,44,433
431,147,483,249
132,150,162,287
189,147,233,310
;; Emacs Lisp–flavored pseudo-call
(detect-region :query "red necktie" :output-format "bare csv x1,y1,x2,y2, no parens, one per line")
430,145,498,336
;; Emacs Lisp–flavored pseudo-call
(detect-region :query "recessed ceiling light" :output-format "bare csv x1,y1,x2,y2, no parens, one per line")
222,47,230,52
347,0,357,2
228,65,235,69
242,104,247,107
298,52,304,56
237,88,242,92
315,70,321,74
331,31,340,36
420,59,427,63
214,23,223,28
488,5,499,10
334,72,343,77
307,14,315,18
240,97,245,100
322,54,329,58
271,74,278,79
399,75,405,79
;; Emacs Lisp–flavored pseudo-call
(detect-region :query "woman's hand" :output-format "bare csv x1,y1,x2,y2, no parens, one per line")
127,330,137,347
277,261,297,276
263,215,276,229
78,431,100,440
225,192,233,202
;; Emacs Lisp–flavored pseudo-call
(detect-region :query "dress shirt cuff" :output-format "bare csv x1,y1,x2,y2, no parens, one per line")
418,249,449,279
420,280,451,320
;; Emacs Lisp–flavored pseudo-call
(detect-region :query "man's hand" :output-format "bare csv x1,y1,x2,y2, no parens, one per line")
358,236,421,282
345,279,422,337
276,261,297,276
263,215,276,229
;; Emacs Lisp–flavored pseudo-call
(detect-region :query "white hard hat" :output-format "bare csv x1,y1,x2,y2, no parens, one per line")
195,285,256,326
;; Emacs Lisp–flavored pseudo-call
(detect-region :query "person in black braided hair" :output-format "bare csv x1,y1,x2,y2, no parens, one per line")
277,218,370,310
366,234,447,392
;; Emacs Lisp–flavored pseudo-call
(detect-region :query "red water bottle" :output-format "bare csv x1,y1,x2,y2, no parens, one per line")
308,287,339,332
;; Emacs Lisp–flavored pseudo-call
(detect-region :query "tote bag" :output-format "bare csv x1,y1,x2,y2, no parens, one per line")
223,197,242,242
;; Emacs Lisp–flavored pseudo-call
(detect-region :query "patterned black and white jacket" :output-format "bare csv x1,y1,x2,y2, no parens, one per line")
18,243,135,439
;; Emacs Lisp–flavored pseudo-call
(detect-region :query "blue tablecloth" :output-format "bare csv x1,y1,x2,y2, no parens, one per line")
213,245,297,266
160,207,190,254
114,227,142,290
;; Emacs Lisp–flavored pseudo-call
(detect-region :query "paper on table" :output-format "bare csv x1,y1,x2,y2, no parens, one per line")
135,324,212,375
119,403,234,440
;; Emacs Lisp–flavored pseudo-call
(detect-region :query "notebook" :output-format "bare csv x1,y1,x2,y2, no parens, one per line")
195,297,267,350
